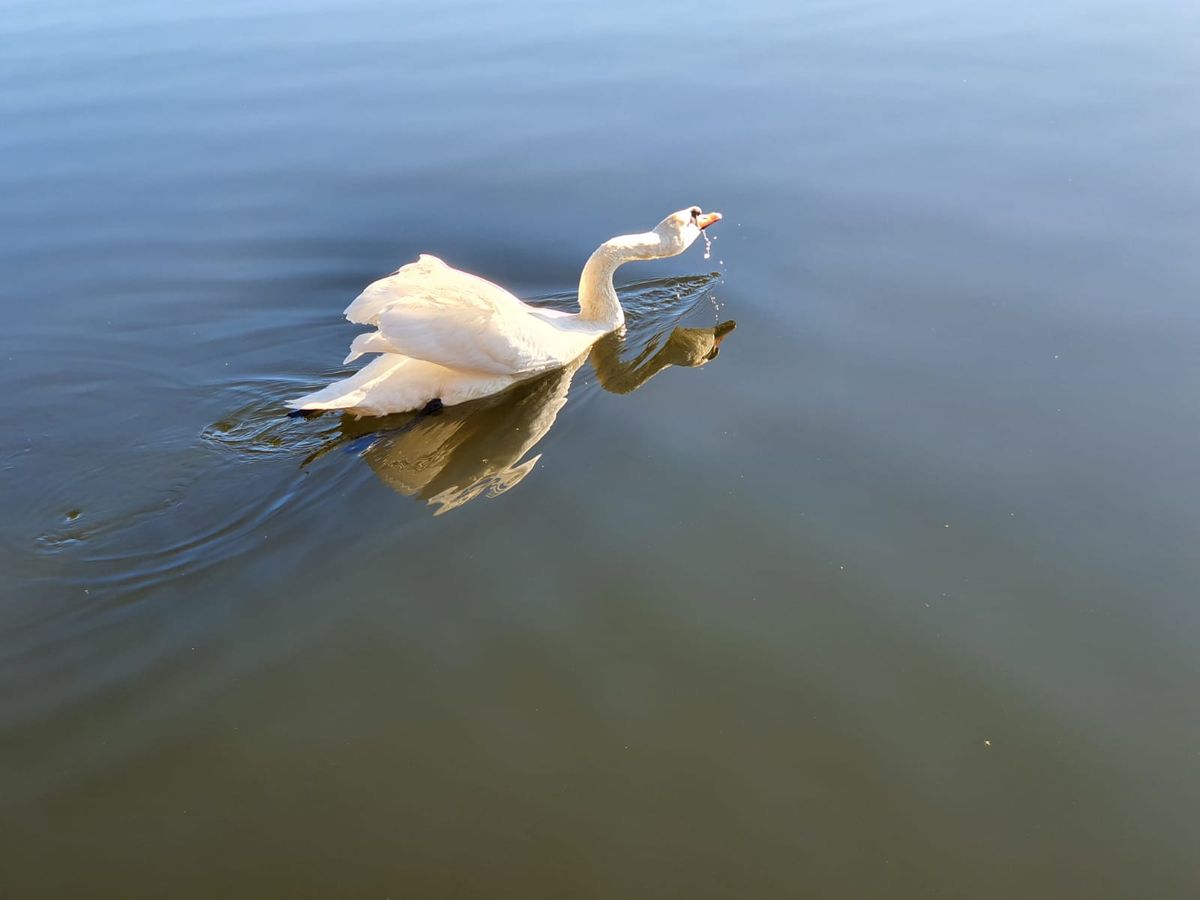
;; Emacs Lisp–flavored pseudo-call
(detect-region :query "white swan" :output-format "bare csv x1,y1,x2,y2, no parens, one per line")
287,206,722,416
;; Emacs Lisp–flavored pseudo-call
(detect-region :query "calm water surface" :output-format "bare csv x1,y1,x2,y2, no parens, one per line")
2,0,1199,895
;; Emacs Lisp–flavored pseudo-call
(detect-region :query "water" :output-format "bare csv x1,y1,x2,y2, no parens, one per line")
2,0,1199,895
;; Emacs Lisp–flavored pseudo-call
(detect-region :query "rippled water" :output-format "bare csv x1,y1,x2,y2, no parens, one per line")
3,0,1199,896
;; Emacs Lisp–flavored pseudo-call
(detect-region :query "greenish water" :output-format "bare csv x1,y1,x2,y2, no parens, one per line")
2,0,1199,896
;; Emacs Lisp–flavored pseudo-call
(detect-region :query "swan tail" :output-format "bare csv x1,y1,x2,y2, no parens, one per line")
288,355,410,412
288,354,522,416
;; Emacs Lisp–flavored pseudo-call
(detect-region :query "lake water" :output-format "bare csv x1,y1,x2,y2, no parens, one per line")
2,0,1199,895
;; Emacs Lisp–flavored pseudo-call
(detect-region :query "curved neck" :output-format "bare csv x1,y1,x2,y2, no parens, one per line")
578,231,663,326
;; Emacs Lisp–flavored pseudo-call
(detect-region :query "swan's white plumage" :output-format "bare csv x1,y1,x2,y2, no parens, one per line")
343,254,520,326
289,208,718,415
373,293,596,376
291,354,522,417
343,330,397,365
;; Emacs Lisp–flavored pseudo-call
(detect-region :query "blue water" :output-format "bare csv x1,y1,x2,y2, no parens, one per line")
2,0,1199,895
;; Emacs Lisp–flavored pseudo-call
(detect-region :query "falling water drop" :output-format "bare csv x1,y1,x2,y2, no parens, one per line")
702,229,713,260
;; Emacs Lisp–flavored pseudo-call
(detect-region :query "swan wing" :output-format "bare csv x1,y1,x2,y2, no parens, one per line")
343,253,575,375
344,254,526,326
374,292,569,375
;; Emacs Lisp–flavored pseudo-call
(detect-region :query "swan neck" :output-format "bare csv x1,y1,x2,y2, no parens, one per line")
578,231,662,326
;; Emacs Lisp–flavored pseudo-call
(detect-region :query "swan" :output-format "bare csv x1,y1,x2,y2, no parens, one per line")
287,206,722,416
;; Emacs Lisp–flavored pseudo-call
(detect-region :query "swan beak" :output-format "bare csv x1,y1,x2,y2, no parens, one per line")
697,212,722,230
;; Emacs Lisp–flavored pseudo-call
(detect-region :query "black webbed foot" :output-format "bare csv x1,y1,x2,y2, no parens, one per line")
419,398,444,416
287,408,324,419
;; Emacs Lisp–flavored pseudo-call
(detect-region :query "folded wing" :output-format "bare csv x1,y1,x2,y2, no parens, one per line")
345,254,520,325
342,254,569,376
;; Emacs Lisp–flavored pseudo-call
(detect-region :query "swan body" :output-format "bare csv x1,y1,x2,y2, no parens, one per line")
288,207,721,416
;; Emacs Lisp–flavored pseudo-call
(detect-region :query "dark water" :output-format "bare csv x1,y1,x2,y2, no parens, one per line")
3,0,1199,895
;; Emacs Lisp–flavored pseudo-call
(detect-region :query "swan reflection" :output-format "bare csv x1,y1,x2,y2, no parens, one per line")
314,319,734,514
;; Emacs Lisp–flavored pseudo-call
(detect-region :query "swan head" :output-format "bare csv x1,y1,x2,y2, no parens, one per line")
651,206,722,257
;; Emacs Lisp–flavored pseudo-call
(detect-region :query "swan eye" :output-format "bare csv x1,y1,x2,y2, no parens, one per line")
690,208,701,221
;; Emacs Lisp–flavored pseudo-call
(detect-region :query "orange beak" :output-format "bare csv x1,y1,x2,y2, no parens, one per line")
697,211,722,230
